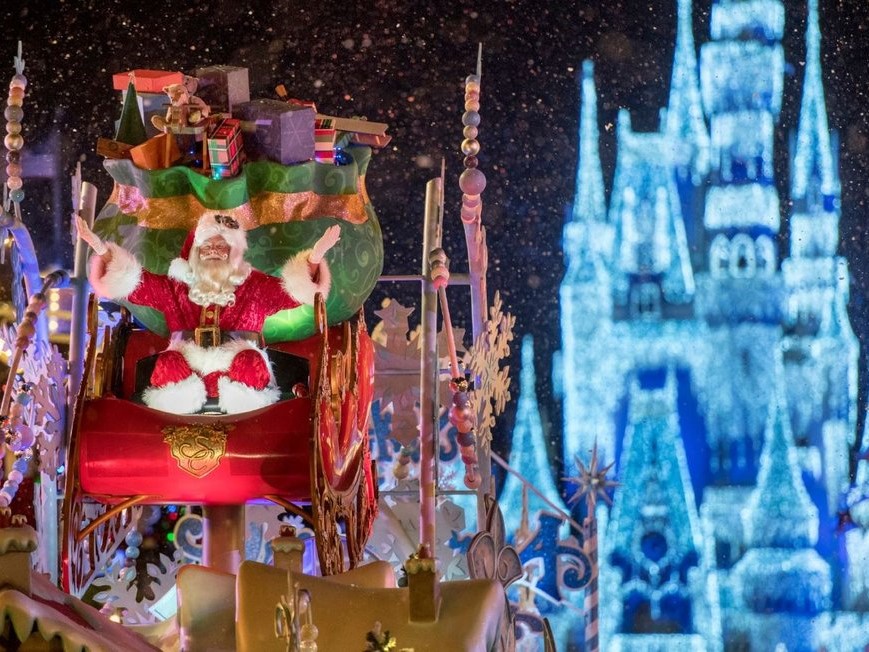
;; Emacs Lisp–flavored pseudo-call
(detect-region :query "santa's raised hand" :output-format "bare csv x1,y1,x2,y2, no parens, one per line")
308,224,341,265
75,214,108,256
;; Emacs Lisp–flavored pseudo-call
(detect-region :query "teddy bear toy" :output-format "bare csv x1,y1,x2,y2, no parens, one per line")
151,81,211,131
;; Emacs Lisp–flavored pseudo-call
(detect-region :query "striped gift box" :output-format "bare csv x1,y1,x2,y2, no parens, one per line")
314,117,336,164
207,118,245,177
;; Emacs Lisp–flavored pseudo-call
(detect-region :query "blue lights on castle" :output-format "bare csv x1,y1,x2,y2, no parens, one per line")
506,0,869,648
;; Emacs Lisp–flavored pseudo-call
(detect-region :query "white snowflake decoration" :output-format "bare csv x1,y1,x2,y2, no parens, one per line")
464,291,515,448
92,549,183,625
0,324,67,480
366,488,472,581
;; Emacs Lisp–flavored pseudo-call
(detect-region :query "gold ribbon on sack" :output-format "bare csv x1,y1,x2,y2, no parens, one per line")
162,423,233,478
109,183,369,230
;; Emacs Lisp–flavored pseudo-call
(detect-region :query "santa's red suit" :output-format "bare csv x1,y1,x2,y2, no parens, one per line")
88,213,330,414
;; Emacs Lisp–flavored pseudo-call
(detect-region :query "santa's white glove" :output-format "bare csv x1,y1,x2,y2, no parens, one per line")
75,214,108,256
308,225,341,265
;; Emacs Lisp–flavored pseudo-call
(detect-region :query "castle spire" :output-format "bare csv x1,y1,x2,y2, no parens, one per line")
563,60,611,286
571,60,606,226
665,0,710,180
500,336,569,540
603,373,721,644
732,369,832,641
791,0,837,210
743,376,819,548
789,0,839,264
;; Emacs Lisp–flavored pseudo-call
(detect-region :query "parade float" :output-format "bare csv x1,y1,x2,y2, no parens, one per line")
0,41,587,651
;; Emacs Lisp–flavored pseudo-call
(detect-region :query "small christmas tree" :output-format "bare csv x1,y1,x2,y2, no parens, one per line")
115,77,147,146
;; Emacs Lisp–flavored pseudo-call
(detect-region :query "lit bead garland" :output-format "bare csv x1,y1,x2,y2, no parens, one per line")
0,270,67,508
454,56,485,489
4,42,26,205
459,71,486,223
0,42,32,510
449,376,481,489
0,383,35,508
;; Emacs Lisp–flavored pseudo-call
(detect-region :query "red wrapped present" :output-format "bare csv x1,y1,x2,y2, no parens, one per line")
112,69,184,94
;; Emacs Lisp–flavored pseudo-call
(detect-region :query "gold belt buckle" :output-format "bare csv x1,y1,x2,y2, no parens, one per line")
194,325,221,348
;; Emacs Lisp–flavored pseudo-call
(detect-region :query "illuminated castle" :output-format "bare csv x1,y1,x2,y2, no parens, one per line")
546,0,865,648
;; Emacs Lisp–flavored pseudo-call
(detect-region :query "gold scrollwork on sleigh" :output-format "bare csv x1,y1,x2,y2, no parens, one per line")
162,423,233,478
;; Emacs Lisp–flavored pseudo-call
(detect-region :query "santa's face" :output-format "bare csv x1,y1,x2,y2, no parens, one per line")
198,235,231,262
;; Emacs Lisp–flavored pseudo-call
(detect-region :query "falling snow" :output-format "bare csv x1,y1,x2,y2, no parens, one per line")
1,0,869,489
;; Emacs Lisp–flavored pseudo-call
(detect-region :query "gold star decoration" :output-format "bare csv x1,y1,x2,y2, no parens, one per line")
564,441,618,512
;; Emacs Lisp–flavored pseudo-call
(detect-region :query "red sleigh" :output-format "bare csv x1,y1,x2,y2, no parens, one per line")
62,294,378,594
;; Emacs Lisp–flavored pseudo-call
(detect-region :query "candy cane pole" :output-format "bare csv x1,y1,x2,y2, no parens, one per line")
565,443,617,652
584,500,599,652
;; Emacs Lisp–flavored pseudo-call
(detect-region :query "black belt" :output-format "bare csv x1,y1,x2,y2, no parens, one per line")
172,329,263,348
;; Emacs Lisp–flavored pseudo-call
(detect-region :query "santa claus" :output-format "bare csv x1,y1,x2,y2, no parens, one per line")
76,212,340,415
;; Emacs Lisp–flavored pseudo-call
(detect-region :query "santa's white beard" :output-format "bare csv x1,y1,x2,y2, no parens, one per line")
187,256,240,307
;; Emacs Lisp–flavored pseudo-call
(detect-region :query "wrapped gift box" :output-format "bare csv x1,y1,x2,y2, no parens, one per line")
351,132,393,149
112,69,183,94
129,133,181,170
315,114,389,136
207,118,245,178
314,117,337,164
195,65,250,113
232,99,315,165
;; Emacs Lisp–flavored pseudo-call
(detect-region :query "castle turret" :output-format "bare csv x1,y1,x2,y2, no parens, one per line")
694,0,786,480
562,60,611,294
780,0,857,536
666,0,711,267
731,375,831,650
698,0,785,291
501,336,570,541
609,110,695,320
665,0,710,182
602,374,721,650
789,0,839,260
782,0,846,335
557,60,620,470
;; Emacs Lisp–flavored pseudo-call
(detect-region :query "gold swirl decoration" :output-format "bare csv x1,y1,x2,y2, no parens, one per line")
162,423,233,478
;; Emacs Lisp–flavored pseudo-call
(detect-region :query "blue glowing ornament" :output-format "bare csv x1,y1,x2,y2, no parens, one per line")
333,147,352,166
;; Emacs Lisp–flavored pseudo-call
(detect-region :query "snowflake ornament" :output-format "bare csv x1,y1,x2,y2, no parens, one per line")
464,291,515,448
0,325,67,480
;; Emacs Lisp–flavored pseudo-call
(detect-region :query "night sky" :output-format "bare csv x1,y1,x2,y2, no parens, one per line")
3,0,869,466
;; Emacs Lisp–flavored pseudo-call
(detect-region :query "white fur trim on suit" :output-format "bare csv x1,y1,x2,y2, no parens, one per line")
281,249,331,306
168,338,275,381
167,257,194,284
142,374,207,414
88,242,142,300
217,377,281,414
